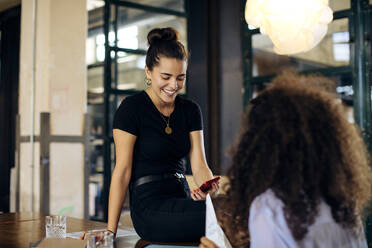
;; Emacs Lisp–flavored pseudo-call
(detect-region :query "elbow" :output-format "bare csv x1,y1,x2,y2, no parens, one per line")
112,164,132,182
192,160,211,173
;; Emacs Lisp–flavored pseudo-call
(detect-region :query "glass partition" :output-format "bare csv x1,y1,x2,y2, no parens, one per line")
112,54,147,91
121,0,185,12
252,18,349,77
329,0,350,11
111,7,187,51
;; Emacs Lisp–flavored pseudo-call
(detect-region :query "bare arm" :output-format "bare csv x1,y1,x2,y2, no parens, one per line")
189,130,214,187
106,129,136,233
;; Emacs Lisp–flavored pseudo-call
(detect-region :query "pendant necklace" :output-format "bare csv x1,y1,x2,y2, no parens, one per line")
147,89,173,135
160,114,172,135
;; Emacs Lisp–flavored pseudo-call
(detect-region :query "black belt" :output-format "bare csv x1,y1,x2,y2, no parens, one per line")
132,173,185,188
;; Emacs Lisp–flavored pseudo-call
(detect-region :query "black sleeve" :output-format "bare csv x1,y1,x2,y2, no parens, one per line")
187,100,203,132
112,97,140,136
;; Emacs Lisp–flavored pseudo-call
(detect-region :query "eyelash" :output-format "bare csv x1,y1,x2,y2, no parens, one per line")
162,77,185,81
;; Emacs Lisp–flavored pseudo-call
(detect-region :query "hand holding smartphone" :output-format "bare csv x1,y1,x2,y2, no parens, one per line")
199,176,220,193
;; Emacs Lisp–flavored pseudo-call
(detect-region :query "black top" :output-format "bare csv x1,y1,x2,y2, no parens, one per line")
113,91,203,181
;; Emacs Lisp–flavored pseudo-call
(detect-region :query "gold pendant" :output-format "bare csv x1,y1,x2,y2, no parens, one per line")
165,126,172,134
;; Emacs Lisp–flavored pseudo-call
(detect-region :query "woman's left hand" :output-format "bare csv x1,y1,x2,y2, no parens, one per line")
191,182,219,201
199,237,219,248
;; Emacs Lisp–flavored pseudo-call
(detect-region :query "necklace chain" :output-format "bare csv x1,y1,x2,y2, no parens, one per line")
160,114,172,135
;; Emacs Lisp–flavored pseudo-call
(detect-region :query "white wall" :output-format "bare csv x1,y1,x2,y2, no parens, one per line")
18,0,87,218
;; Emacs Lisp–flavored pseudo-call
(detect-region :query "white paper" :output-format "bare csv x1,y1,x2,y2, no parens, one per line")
205,194,232,248
66,228,137,239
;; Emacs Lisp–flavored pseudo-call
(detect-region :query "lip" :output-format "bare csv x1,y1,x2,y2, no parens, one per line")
162,89,177,97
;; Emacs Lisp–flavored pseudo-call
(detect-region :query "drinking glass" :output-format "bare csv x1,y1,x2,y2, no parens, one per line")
45,215,66,238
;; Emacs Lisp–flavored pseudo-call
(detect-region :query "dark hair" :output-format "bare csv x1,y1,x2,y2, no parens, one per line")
146,27,188,70
217,73,372,247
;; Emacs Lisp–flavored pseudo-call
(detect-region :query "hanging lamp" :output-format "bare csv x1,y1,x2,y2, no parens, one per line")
245,0,333,55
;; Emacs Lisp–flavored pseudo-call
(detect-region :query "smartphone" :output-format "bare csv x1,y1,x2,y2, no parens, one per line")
199,176,220,193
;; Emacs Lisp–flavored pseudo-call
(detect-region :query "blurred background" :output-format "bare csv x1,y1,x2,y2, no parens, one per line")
0,0,371,241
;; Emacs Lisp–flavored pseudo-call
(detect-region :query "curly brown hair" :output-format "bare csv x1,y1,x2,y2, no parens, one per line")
218,73,372,247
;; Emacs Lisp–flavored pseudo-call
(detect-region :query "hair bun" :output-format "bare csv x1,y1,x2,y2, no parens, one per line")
147,27,179,46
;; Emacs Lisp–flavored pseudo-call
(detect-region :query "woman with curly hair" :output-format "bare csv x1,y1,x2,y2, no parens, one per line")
200,73,372,248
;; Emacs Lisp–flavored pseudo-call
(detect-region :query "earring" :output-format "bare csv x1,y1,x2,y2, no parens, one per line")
144,77,152,86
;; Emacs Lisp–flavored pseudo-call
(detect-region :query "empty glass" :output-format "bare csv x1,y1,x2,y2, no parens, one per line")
86,230,114,248
45,215,66,238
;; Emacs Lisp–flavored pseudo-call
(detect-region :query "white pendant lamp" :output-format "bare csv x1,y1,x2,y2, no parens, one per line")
245,0,333,55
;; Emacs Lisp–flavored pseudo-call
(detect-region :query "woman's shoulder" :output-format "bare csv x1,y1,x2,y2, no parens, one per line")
114,92,146,119
113,92,145,132
250,189,284,219
122,91,145,104
117,91,145,109
177,95,201,111
251,189,283,208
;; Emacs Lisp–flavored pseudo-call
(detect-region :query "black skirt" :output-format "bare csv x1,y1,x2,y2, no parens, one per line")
129,176,206,242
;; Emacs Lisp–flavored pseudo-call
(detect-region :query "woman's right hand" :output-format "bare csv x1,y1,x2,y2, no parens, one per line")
190,182,219,201
199,237,219,248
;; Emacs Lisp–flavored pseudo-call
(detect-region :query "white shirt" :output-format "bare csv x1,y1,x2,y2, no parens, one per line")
249,189,367,248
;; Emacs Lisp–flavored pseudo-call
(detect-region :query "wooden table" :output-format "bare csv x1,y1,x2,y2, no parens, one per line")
0,212,141,248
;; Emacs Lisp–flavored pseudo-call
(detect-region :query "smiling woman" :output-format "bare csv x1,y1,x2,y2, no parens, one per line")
145,57,187,108
144,28,187,107
102,27,219,243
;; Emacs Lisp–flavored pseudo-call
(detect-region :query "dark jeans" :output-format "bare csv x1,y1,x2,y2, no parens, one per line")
129,177,206,242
